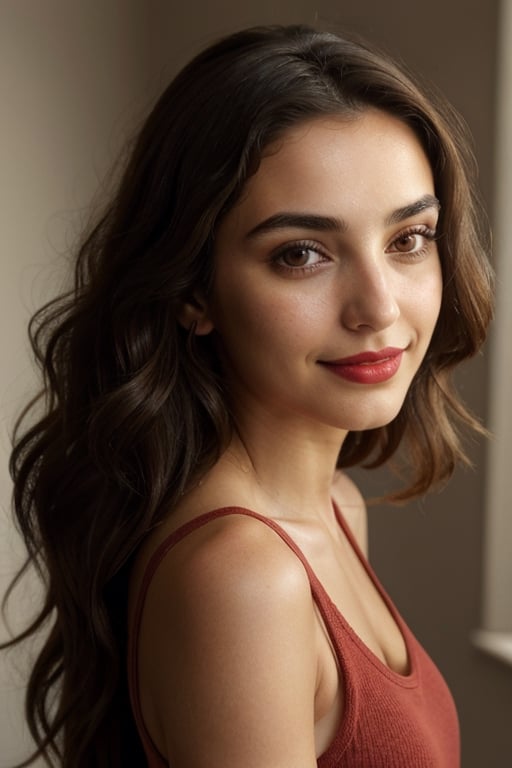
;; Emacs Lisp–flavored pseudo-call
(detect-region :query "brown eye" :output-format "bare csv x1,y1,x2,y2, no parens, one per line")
273,242,327,270
271,241,330,275
394,233,420,253
281,246,316,266
389,226,437,258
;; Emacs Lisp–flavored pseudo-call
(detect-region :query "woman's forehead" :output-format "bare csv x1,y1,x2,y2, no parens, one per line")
220,111,435,239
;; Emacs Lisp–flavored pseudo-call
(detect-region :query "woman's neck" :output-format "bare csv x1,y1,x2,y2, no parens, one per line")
208,411,348,521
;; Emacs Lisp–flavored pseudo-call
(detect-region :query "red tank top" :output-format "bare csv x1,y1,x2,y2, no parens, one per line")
128,506,460,767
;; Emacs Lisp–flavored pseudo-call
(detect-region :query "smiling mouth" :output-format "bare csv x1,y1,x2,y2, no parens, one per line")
318,347,404,384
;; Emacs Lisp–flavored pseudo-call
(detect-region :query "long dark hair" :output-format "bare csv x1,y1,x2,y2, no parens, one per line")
3,25,493,767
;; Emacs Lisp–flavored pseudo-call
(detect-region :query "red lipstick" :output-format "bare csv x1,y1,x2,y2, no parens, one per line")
319,347,404,384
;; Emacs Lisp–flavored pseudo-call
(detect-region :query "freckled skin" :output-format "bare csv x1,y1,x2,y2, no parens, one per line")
208,109,443,435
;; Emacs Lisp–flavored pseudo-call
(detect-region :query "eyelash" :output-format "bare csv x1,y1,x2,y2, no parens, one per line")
270,225,438,276
388,225,438,260
270,240,330,276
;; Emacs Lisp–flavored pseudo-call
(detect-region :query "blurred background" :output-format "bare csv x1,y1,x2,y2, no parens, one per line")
1,1,511,766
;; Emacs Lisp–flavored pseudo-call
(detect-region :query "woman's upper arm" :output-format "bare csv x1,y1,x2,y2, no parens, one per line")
140,517,319,768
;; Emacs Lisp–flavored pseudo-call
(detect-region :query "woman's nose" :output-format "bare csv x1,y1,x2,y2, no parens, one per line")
340,260,400,332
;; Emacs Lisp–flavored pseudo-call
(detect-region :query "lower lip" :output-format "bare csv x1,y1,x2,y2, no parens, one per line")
320,352,403,384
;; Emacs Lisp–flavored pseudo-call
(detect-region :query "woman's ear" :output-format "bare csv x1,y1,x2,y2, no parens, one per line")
177,293,214,336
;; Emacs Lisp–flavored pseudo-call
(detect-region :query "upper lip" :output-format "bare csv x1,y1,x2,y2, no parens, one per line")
320,347,404,365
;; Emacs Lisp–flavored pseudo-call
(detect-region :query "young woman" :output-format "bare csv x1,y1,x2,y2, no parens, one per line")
3,24,493,768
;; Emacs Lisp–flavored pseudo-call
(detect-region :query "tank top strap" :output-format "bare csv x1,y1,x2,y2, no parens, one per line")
331,501,366,564
137,506,328,606
130,505,460,768
129,505,342,767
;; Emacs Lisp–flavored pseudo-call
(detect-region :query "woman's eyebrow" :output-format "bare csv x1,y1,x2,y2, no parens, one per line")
245,194,440,240
386,194,441,225
245,212,347,239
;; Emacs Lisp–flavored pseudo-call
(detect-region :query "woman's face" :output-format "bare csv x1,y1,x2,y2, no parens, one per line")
207,109,442,435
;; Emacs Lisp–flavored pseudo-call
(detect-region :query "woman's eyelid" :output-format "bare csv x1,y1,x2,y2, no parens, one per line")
386,221,438,249
401,214,437,230
265,219,439,263
393,215,439,237
271,237,332,261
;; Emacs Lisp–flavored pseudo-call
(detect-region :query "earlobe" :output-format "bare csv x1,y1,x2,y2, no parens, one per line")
177,295,214,336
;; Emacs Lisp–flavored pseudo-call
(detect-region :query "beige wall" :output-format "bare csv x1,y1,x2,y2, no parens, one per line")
0,2,509,767
0,2,150,764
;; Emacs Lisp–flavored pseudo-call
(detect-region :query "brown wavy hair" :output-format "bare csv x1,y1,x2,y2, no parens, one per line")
2,24,493,767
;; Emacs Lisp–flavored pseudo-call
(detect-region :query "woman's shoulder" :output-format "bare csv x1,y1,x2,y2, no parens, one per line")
133,508,319,765
140,506,312,609
130,502,316,641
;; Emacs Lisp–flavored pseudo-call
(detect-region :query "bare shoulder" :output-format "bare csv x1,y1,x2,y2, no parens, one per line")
331,470,368,557
152,512,313,605
138,512,318,767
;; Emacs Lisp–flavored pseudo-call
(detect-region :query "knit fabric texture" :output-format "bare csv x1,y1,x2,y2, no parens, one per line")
128,506,460,767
